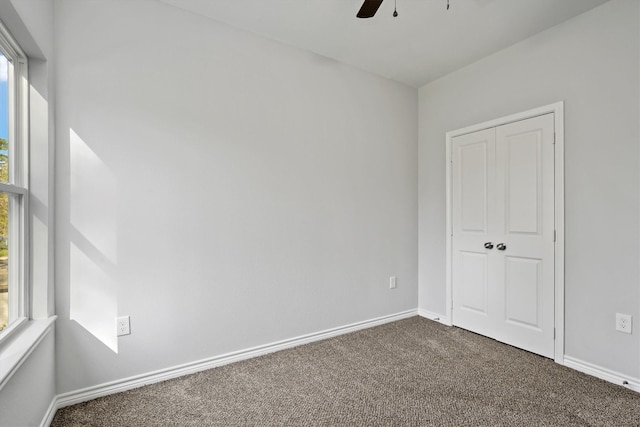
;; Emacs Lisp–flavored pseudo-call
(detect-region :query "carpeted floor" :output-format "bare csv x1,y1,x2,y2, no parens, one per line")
52,317,640,426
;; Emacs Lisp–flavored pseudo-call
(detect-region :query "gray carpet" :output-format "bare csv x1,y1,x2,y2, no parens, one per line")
52,317,640,426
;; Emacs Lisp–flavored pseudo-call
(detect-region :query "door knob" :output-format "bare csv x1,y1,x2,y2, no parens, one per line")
497,243,507,251
484,242,494,249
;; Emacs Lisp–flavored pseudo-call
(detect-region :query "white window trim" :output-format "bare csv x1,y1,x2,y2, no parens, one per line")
0,17,30,346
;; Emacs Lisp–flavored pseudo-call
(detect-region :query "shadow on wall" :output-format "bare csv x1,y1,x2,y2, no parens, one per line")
29,82,51,320
68,129,119,353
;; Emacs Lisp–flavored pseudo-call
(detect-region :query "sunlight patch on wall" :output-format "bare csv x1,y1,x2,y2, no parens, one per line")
70,243,117,351
69,129,118,352
70,129,117,263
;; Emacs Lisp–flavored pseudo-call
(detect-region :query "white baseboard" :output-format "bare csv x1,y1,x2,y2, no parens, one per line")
47,309,418,421
40,395,59,427
417,308,451,326
563,355,640,393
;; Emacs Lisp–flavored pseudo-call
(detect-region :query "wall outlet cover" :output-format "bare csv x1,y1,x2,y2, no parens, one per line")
615,313,632,334
116,316,131,336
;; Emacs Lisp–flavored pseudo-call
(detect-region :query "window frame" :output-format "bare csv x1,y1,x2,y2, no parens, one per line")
0,19,29,344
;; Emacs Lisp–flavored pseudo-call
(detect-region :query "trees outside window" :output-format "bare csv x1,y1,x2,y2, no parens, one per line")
0,29,28,336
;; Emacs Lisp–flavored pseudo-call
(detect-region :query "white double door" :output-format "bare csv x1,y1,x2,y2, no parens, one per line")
451,113,555,358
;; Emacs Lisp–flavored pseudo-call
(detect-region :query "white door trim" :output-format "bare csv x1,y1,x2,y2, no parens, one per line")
445,102,565,364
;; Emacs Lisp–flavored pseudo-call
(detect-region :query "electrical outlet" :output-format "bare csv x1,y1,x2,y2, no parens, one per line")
389,276,397,289
116,316,131,336
616,313,632,334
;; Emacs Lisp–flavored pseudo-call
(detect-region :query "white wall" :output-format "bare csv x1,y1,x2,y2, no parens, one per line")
0,331,55,427
419,0,639,379
54,0,418,394
0,0,56,425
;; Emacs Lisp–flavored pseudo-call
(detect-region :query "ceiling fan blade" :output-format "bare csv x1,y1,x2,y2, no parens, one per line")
357,0,384,18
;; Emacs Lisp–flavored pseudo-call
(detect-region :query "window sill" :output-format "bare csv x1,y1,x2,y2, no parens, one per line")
0,316,56,392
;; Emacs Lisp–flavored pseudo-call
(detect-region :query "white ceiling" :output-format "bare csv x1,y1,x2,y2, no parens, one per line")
158,0,609,88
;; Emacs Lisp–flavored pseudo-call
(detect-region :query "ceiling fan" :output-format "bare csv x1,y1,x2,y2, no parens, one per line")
357,0,450,18
356,0,384,18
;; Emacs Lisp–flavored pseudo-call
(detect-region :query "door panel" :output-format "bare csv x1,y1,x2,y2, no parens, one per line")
452,113,555,358
460,142,488,233
452,128,496,335
459,251,488,314
496,114,555,358
505,256,541,329
505,130,542,235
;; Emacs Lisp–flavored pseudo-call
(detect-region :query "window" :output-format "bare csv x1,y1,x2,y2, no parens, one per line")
0,21,28,339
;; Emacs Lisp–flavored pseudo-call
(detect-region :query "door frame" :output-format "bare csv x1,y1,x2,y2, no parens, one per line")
445,102,565,364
